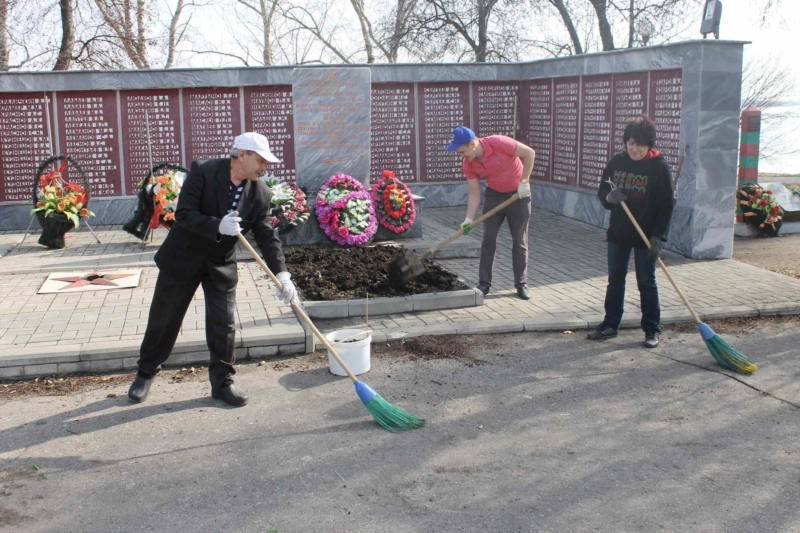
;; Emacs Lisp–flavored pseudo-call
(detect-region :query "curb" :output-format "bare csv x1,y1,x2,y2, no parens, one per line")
2,303,798,379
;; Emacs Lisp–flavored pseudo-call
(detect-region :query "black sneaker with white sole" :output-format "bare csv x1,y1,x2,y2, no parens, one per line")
587,325,618,340
644,331,660,348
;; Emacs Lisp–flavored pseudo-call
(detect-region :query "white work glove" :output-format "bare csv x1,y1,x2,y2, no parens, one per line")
218,210,242,236
517,181,531,198
275,271,297,305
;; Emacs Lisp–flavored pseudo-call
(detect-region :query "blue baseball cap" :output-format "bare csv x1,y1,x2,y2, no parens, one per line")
445,126,476,152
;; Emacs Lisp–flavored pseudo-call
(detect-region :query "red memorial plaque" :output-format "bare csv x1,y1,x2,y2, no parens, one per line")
371,83,417,183
472,82,519,138
120,89,182,193
519,79,553,183
183,88,241,164
0,92,55,203
552,77,580,187
578,75,613,190
244,86,295,182
611,72,649,155
56,91,122,197
648,69,683,173
418,83,470,183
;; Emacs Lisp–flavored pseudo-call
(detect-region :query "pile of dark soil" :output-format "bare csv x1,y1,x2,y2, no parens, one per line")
283,245,468,300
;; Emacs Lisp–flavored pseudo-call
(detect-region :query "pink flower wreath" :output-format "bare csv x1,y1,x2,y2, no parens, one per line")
371,169,416,234
314,173,377,247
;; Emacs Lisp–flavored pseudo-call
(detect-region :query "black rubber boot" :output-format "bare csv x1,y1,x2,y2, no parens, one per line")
128,374,154,403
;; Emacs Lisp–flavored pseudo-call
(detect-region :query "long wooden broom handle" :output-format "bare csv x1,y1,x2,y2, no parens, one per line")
619,201,702,324
237,234,359,382
424,193,521,257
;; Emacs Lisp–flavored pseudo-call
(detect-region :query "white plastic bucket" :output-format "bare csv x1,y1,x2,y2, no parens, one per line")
325,329,372,376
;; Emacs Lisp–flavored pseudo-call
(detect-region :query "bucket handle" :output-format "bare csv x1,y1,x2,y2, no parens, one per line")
332,330,373,344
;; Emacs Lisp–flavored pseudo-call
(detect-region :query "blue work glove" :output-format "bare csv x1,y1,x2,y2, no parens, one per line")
461,217,474,235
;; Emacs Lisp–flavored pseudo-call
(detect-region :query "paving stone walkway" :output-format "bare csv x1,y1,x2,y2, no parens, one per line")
2,205,799,377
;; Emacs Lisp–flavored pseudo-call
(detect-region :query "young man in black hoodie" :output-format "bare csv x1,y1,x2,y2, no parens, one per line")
588,116,674,348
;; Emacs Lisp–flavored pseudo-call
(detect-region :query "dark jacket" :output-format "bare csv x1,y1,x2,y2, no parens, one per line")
155,158,287,291
597,151,674,247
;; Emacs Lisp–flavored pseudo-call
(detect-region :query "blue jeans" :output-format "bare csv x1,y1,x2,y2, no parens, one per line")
602,241,661,333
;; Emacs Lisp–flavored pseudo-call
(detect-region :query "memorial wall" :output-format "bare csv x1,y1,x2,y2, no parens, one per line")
0,40,745,259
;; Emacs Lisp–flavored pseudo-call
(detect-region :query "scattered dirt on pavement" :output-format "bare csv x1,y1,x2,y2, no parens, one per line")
0,367,207,401
373,335,482,366
664,314,800,334
733,233,800,279
282,246,467,300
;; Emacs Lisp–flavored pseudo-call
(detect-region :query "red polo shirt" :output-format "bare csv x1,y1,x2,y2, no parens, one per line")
462,135,523,193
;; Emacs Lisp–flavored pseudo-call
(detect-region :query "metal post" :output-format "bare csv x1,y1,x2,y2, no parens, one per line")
737,105,761,222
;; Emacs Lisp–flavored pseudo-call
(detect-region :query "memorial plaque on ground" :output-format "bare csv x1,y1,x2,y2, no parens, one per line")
120,89,183,192
520,79,553,183
611,72,649,155
245,86,296,182
292,67,371,192
55,91,122,197
649,69,683,173
579,75,613,190
0,92,55,203
472,82,519,138
183,88,241,164
371,83,417,183
418,82,470,183
552,77,580,187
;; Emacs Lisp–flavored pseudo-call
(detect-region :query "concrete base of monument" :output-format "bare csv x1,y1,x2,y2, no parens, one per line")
735,221,800,237
301,286,484,319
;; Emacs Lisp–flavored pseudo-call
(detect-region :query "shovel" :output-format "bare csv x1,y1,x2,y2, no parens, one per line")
388,193,521,285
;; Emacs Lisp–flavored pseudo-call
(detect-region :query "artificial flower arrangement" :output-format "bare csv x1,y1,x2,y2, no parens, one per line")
148,167,185,229
260,175,311,234
371,169,416,234
123,163,188,239
738,184,784,236
32,156,94,228
314,173,377,247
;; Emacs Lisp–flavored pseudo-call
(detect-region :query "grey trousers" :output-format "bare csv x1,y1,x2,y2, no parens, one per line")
478,188,532,289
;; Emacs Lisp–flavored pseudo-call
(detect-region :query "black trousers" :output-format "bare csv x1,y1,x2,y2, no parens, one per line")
137,266,237,388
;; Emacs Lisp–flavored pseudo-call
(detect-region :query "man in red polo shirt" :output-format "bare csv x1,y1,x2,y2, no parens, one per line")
446,126,535,300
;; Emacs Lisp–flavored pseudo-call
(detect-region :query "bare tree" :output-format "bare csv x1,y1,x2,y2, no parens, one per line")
589,0,614,50
546,0,584,54
235,0,280,65
53,0,75,70
741,54,799,162
0,0,8,70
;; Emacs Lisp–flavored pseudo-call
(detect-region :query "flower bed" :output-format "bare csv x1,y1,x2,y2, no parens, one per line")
314,174,377,246
283,246,467,300
372,170,416,234
261,176,311,234
738,184,784,236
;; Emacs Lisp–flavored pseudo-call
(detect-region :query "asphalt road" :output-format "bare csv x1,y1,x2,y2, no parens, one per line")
2,321,799,533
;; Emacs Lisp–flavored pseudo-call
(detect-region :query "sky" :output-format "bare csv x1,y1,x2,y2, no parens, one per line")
722,0,800,173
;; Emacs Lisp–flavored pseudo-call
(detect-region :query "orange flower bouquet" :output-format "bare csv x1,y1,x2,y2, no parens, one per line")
146,168,185,229
31,157,94,228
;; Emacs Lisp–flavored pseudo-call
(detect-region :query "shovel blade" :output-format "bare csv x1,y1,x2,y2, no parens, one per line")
388,250,426,285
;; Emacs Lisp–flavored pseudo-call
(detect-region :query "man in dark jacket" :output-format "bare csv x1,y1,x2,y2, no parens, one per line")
127,132,298,407
588,117,674,348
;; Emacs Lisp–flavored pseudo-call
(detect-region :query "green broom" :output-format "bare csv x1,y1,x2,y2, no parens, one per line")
615,195,758,374
238,234,425,431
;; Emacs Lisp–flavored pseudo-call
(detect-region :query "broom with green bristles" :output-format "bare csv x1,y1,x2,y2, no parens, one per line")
609,185,758,374
238,234,425,431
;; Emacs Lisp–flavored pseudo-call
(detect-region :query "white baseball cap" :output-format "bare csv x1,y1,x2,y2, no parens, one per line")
232,132,281,163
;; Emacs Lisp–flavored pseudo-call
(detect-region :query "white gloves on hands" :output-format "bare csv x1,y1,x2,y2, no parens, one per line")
517,181,531,198
461,217,474,235
276,271,298,305
219,211,242,236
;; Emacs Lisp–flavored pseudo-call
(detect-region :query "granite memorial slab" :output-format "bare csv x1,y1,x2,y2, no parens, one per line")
292,67,371,192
